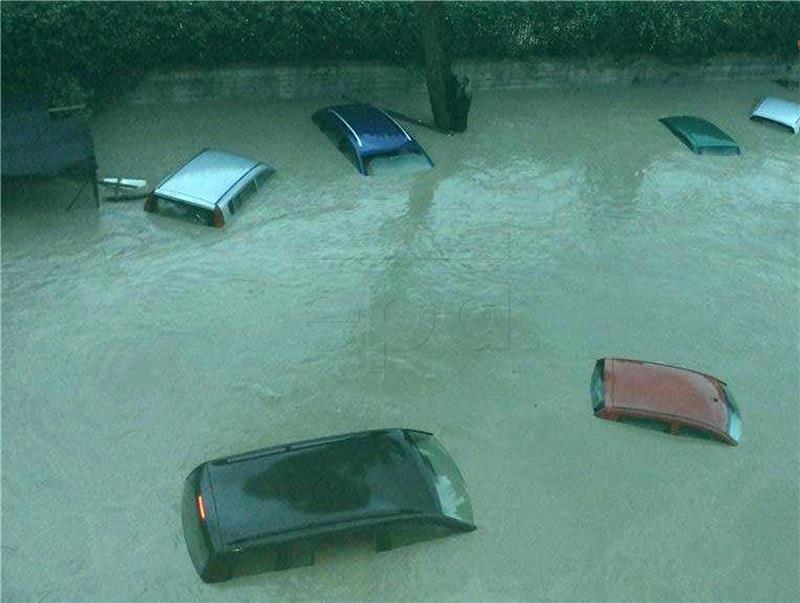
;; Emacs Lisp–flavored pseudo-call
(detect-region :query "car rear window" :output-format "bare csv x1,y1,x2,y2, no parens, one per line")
407,432,474,525
155,196,214,226
365,151,432,176
591,359,606,412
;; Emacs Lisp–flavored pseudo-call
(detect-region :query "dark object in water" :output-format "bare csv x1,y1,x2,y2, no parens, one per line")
591,358,741,445
103,191,150,203
312,103,434,175
418,1,471,132
181,428,475,582
1,101,98,209
659,116,741,155
773,78,799,91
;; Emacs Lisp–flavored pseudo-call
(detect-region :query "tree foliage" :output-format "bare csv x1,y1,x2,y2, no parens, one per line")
2,1,797,104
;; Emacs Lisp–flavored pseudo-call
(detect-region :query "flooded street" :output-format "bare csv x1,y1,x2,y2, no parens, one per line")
2,79,798,601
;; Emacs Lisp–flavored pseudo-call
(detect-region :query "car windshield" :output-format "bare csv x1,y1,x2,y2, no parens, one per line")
366,152,431,176
591,359,606,411
725,387,742,443
724,385,741,414
407,432,474,525
156,197,214,226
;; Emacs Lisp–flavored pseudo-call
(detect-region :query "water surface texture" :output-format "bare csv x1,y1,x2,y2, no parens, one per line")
2,79,799,601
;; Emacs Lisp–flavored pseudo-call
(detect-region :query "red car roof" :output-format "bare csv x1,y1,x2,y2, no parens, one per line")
599,358,738,444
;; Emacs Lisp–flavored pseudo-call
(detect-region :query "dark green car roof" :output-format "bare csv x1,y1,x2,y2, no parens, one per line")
659,116,740,155
206,429,450,548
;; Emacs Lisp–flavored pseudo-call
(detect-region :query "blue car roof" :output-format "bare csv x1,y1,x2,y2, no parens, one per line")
313,104,433,174
318,104,414,155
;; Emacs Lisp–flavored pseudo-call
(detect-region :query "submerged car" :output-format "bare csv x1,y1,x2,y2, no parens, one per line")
144,149,273,227
312,103,433,175
591,358,741,445
750,96,800,134
182,428,475,582
659,116,741,155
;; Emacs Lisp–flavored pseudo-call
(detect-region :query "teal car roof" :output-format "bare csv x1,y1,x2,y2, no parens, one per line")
659,116,740,155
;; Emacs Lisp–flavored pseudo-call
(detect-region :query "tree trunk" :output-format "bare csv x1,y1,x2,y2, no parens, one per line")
418,2,471,132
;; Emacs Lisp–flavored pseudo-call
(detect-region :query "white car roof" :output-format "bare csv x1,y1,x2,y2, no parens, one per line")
155,149,266,210
751,96,800,134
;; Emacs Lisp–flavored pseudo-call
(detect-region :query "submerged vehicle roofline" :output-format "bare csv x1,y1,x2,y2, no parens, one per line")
374,106,413,141
225,510,475,552
604,357,727,386
153,149,272,210
182,428,474,581
326,108,364,147
216,427,434,466
312,103,434,175
750,96,800,134
200,428,453,548
597,404,739,445
155,163,272,211
593,357,740,445
659,116,740,155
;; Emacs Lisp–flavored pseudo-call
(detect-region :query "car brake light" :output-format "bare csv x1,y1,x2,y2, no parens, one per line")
196,495,206,521
212,207,225,228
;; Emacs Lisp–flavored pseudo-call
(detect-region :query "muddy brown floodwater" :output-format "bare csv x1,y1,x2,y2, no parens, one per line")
2,78,799,601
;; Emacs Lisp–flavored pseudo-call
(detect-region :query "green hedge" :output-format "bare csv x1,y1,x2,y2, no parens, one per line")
2,1,798,104
448,2,799,60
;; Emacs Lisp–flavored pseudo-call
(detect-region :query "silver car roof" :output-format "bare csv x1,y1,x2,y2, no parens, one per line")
751,96,800,134
154,149,267,210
